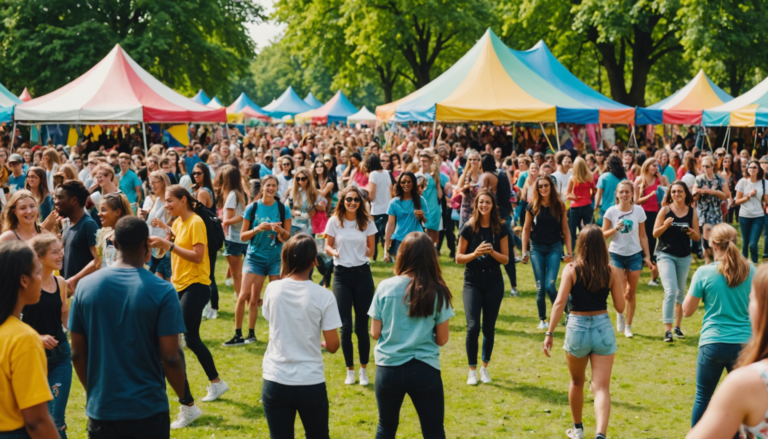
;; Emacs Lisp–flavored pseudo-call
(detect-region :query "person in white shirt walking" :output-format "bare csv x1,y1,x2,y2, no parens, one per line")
364,154,392,261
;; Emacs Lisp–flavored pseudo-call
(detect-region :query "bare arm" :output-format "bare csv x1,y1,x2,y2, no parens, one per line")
21,403,59,439
150,238,205,264
686,369,762,439
683,294,700,317
653,206,671,238
610,266,626,314
383,215,396,255
68,246,101,288
521,211,532,262
370,318,382,340
322,329,340,353
58,277,69,329
222,207,243,228
561,208,573,259
602,217,618,239
158,334,186,401
435,319,450,346
638,220,653,268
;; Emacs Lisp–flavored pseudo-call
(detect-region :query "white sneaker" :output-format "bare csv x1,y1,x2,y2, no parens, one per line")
566,427,584,438
202,303,211,319
648,279,659,287
201,380,229,402
617,312,626,332
479,366,492,383
624,325,634,338
467,369,478,385
537,320,548,330
344,370,356,385
359,369,369,386
509,288,519,297
225,278,232,287
208,309,218,319
171,404,202,429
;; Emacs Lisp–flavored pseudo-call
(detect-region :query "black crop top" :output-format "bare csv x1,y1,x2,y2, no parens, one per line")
569,272,610,312
22,276,64,340
656,206,693,258
526,204,562,245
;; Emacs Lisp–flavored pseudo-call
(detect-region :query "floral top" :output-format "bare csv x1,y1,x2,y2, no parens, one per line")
740,362,768,438
695,174,725,226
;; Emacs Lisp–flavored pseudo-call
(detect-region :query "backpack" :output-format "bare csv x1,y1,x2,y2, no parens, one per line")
193,202,225,252
246,199,286,240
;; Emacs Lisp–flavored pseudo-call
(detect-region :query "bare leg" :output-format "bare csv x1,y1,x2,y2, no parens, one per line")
589,353,615,436
566,352,590,425
225,255,243,298
427,229,439,246
675,303,683,328
235,273,260,330
624,270,641,326
246,274,268,330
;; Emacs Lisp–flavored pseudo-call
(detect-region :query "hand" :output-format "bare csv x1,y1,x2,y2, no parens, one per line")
521,253,529,264
476,242,493,255
66,278,77,292
542,335,553,357
40,334,58,350
383,253,391,263
150,218,166,229
644,256,654,269
750,189,758,198
137,208,148,220
255,222,273,232
414,210,426,222
331,249,340,258
663,217,674,228
563,253,573,263
149,236,171,251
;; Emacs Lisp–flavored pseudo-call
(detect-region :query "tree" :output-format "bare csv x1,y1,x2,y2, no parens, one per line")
0,0,262,98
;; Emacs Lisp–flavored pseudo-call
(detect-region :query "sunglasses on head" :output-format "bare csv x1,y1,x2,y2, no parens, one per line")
345,197,361,203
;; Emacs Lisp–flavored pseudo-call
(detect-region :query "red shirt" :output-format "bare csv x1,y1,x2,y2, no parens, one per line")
571,180,596,208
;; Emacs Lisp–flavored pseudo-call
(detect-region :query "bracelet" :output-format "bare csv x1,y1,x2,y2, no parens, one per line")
169,243,175,253
545,331,554,337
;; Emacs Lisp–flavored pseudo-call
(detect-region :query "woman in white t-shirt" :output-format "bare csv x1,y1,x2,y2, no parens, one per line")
139,171,173,280
324,186,377,386
734,159,768,263
363,154,392,261
602,180,653,339
262,233,341,438
219,165,248,320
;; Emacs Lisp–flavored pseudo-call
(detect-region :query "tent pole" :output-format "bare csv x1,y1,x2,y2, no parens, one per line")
430,120,437,148
10,121,16,153
554,120,561,151
225,123,231,141
721,126,730,151
141,122,148,157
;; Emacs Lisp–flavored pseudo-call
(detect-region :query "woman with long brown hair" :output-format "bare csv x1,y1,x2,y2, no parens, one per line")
218,165,247,321
456,189,509,386
96,192,134,267
25,167,54,222
284,166,324,236
41,147,61,192
633,158,667,286
687,264,768,438
369,232,454,438
324,186,377,386
139,170,174,280
683,223,754,429
522,175,572,330
543,225,625,439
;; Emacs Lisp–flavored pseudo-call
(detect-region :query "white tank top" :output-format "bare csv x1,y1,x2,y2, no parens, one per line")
740,361,768,438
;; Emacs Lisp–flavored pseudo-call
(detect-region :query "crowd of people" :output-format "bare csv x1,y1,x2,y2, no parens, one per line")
0,122,767,439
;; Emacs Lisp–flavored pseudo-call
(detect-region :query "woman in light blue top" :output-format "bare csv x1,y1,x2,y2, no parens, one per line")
416,150,443,245
383,172,428,262
369,232,454,439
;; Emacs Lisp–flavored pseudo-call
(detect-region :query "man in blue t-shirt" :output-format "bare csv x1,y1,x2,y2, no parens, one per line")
183,145,202,176
6,153,26,190
69,217,194,435
118,153,142,210
55,181,100,289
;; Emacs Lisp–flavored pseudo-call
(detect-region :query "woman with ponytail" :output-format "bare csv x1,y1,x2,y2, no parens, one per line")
683,223,754,429
687,263,768,438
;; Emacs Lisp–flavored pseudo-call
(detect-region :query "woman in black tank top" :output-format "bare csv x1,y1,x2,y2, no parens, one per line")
22,234,71,437
653,181,701,343
542,225,625,439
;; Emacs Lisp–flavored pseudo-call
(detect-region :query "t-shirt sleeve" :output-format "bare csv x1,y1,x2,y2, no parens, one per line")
224,192,237,210
191,218,208,246
603,207,615,224
261,283,274,322
597,175,605,189
368,288,382,320
68,295,83,334
636,207,647,223
142,197,153,210
243,203,255,223
435,300,455,325
420,196,429,216
85,220,99,247
688,267,705,298
459,223,474,241
131,173,141,187
365,219,378,236
12,332,52,409
321,292,342,331
156,285,186,337
284,203,293,220
387,199,398,216
499,223,511,241
735,179,745,194
324,217,338,237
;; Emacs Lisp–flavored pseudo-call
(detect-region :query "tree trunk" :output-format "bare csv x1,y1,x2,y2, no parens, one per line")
729,63,744,97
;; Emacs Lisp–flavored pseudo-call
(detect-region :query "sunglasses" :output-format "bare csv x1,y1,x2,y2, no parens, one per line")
323,159,332,163
344,197,361,203
282,162,291,166
296,176,308,182
192,172,203,176
596,152,605,156
703,165,712,168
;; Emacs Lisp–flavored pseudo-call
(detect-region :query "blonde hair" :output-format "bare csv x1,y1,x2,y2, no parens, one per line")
641,158,658,177
29,234,60,259
286,167,318,209
43,148,61,167
2,190,39,232
95,163,116,183
710,223,750,287
571,157,591,184
614,180,634,205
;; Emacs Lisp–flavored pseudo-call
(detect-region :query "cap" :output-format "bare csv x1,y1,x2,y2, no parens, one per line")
8,153,22,163
759,156,768,163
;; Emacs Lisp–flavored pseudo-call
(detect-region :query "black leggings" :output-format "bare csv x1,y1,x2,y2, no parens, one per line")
645,210,658,263
209,248,219,310
463,270,504,367
333,264,375,368
179,282,218,401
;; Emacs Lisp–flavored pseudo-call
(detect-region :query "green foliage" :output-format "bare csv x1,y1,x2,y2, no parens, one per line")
0,0,262,98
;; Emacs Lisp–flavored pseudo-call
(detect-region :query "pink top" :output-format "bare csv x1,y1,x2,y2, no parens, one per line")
640,176,660,212
354,168,369,187
571,180,595,208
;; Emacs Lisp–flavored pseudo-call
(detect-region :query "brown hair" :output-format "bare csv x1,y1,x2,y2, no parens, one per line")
25,166,50,202
573,225,611,292
614,180,634,206
663,181,693,206
333,186,372,231
710,223,750,287
166,185,196,212
394,232,452,318
217,165,246,209
2,190,39,232
529,175,563,218
737,264,768,367
280,233,317,278
468,189,502,236
29,233,60,259
100,192,134,220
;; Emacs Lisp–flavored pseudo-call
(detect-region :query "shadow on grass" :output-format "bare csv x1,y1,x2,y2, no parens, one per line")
447,324,545,342
496,313,540,325
629,333,700,346
223,399,265,420
492,383,644,411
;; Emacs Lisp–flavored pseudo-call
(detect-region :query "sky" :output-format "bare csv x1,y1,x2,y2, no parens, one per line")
245,0,285,53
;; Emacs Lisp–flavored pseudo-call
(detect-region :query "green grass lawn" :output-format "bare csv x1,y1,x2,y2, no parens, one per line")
62,236,751,438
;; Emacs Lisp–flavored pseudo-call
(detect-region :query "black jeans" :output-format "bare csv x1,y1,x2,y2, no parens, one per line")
87,412,169,439
567,204,593,251
645,210,658,263
502,213,517,287
437,221,456,257
463,269,504,366
374,359,445,439
179,282,218,401
372,214,388,261
333,264,375,368
262,380,329,439
209,248,219,310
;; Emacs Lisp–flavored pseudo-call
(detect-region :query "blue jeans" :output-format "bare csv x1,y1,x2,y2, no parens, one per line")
262,380,329,439
530,241,562,321
567,204,593,250
47,335,72,439
374,359,445,439
0,429,30,439
691,343,742,428
656,252,691,324
764,213,768,257
502,214,517,287
514,200,527,226
739,216,762,263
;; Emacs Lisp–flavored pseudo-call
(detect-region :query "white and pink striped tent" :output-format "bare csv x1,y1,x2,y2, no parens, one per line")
14,44,225,124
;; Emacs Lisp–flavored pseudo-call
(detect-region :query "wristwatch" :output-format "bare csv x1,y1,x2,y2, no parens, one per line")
169,243,175,253
545,331,554,337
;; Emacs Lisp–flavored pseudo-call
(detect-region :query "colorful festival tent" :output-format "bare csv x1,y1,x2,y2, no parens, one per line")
509,41,634,124
376,29,605,124
14,44,226,124
304,92,323,109
636,70,732,125
262,86,313,119
348,106,377,125
702,76,768,127
0,82,22,123
295,91,358,125
18,88,32,102
192,89,212,105
226,92,271,124
206,97,224,109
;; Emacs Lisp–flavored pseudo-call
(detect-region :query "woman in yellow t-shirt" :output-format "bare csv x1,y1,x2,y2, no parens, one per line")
0,240,59,438
150,185,229,412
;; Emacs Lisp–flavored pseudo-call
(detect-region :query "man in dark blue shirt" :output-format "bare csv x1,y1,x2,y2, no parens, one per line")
55,181,100,289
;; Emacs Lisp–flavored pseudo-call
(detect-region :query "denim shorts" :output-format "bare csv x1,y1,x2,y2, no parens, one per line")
389,239,402,257
223,240,248,257
609,251,644,272
563,313,617,358
243,255,281,276
149,254,172,279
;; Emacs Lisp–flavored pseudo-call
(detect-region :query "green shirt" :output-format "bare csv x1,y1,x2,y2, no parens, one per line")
368,275,454,370
688,262,754,347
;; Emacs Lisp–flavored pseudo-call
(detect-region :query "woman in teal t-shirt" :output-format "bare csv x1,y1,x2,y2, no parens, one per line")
383,172,428,261
683,223,754,428
369,232,454,438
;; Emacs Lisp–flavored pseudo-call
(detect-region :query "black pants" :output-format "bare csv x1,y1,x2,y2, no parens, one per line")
437,221,456,257
502,213,517,287
463,270,504,366
645,210,658,263
374,359,445,439
333,264,375,368
87,412,169,439
262,380,329,439
209,248,219,310
179,282,218,401
372,214,388,261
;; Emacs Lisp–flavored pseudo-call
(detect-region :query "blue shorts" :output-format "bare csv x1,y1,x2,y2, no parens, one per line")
243,255,281,276
609,251,644,272
149,254,172,279
389,239,402,257
223,240,248,257
563,314,617,358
